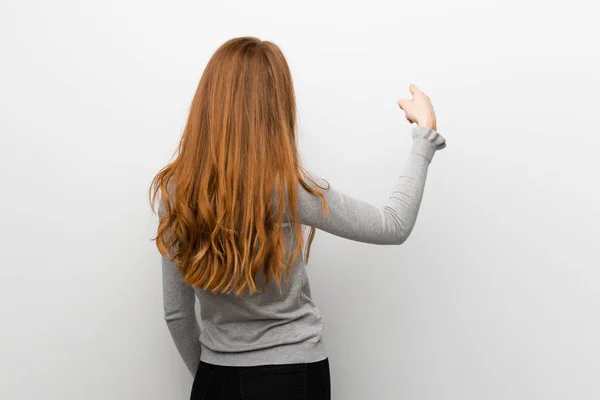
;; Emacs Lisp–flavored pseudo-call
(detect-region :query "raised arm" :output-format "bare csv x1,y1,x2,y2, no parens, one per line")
296,125,446,245
158,203,202,377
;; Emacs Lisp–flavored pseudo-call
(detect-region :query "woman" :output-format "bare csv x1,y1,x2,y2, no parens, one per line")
149,36,446,400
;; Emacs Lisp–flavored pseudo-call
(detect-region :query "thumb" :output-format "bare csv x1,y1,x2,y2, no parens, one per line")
397,98,410,110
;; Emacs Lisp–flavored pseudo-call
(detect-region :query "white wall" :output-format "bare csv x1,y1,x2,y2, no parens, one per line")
1,1,599,399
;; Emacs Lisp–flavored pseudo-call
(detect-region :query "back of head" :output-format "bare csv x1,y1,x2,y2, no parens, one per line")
149,37,328,296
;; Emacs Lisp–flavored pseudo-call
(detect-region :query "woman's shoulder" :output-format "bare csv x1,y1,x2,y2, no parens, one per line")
298,167,330,192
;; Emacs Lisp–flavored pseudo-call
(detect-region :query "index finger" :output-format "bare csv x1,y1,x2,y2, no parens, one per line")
409,84,421,96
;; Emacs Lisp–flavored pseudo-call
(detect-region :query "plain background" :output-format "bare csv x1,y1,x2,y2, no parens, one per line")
1,0,599,399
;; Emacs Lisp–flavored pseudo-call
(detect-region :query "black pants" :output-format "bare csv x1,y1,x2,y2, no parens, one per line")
190,358,331,400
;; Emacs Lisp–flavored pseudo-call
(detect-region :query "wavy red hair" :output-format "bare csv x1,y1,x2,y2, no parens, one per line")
149,37,329,296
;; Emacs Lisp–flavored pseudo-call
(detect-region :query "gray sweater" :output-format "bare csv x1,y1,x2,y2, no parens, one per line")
160,125,446,375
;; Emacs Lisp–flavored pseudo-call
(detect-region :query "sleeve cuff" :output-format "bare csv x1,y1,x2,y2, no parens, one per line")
410,125,447,163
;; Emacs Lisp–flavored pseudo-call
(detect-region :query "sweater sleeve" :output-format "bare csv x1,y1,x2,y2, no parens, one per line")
158,202,202,377
296,125,446,245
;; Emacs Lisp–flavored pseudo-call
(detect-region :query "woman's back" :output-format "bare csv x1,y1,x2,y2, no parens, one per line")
160,124,446,373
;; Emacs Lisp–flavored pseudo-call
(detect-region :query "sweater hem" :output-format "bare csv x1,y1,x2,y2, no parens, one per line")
199,338,328,367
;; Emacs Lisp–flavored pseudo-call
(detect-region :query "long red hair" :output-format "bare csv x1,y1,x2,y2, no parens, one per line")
149,37,329,296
